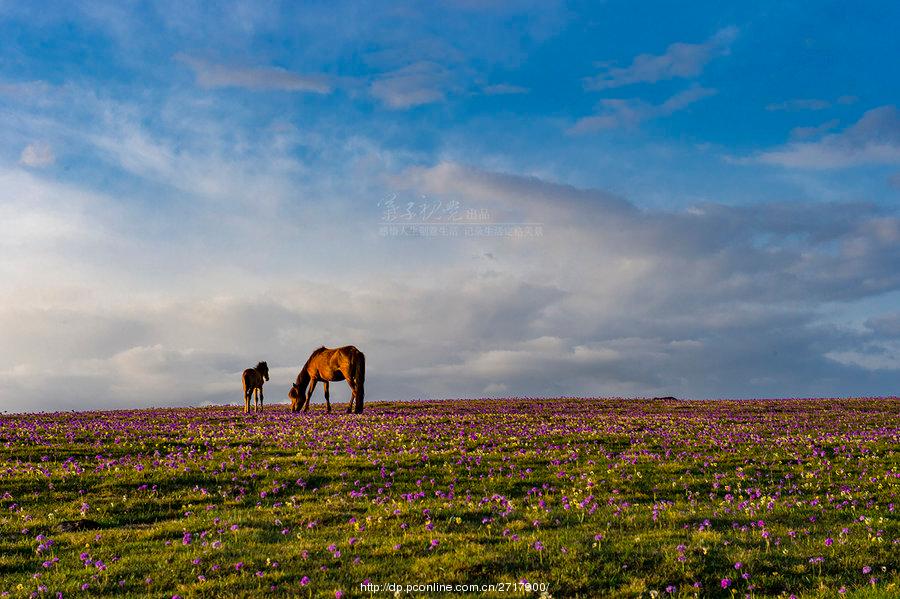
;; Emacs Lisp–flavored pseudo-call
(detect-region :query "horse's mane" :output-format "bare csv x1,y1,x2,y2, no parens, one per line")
301,346,328,371
255,361,267,371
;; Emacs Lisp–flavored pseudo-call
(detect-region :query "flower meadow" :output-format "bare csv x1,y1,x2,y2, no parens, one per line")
1,398,898,598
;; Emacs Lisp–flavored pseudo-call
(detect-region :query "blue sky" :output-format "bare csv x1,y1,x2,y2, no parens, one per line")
1,1,899,410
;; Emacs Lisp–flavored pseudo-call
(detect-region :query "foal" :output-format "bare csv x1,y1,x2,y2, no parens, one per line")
242,361,269,413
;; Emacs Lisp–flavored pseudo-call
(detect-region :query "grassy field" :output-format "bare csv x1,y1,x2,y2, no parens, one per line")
1,398,898,598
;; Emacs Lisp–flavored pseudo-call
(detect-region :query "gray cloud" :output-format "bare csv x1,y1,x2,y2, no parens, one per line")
405,162,900,303
866,313,900,338
585,27,737,90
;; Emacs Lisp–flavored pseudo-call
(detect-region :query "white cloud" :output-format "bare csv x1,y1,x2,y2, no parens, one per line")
766,96,859,112
0,167,112,255
177,54,332,93
569,86,716,133
3,153,900,410
753,106,900,168
0,80,51,100
19,141,55,167
789,119,840,140
78,98,309,206
369,61,455,109
482,83,529,95
766,98,832,112
585,27,737,90
826,342,900,371
889,172,900,188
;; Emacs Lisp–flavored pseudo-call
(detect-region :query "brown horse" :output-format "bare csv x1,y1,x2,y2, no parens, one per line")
288,346,365,414
242,361,269,413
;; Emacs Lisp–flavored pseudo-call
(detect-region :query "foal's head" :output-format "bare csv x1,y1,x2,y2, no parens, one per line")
256,361,269,381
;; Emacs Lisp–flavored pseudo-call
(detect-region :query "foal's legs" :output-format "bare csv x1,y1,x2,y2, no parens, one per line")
323,381,331,413
258,385,264,412
303,379,317,413
244,387,251,414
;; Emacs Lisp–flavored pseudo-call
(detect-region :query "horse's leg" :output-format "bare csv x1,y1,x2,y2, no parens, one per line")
303,379,317,413
259,384,264,412
346,380,356,414
323,381,331,413
254,387,260,412
244,384,250,414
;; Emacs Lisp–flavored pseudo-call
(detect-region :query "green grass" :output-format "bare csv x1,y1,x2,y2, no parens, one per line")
0,398,898,597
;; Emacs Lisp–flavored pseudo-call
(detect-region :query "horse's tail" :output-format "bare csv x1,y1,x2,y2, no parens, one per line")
353,350,365,412
241,369,251,412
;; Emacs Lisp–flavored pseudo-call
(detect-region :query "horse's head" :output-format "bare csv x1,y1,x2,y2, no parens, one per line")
288,382,303,412
257,361,269,381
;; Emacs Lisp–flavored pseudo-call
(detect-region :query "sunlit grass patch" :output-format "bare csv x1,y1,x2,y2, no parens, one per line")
0,397,898,597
